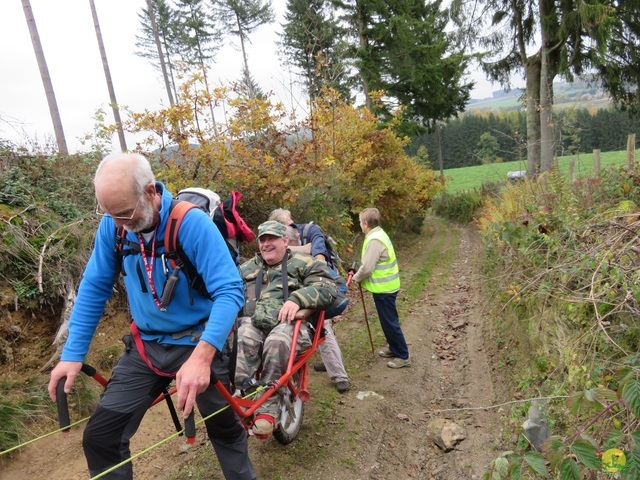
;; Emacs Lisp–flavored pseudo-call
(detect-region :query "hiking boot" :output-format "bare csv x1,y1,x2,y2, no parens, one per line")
378,347,395,358
314,362,327,372
335,380,350,394
253,413,276,436
387,357,411,369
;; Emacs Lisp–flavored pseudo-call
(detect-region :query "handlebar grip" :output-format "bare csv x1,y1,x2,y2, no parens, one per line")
81,363,96,376
185,411,196,444
346,261,357,286
56,377,71,432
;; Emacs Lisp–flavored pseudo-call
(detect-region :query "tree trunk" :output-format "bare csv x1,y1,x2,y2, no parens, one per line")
89,0,127,152
568,157,576,183
236,14,255,98
628,133,636,167
189,3,216,129
539,0,555,173
21,0,68,155
436,124,444,180
525,53,541,177
539,48,554,173
355,4,372,111
146,0,175,107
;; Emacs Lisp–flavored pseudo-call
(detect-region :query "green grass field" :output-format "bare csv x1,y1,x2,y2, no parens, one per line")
442,149,635,193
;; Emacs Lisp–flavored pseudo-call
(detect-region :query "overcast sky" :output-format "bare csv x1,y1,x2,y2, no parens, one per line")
1,0,497,153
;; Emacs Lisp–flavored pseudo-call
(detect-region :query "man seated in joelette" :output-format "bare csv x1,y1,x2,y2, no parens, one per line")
234,220,337,436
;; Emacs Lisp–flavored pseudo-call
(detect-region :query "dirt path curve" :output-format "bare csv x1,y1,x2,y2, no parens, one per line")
0,217,500,480
305,217,500,480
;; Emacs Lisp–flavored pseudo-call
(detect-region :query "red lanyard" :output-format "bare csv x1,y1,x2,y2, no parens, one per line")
138,232,166,312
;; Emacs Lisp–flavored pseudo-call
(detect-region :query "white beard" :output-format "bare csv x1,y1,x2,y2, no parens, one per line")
124,199,155,233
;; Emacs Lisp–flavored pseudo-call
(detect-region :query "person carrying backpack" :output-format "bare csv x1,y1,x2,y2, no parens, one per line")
47,153,255,480
269,208,331,264
269,209,351,393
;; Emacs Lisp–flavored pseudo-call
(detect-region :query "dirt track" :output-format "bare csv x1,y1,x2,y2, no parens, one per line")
0,217,501,479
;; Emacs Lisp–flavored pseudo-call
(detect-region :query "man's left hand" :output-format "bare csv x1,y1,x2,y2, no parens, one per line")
176,341,216,418
279,300,301,324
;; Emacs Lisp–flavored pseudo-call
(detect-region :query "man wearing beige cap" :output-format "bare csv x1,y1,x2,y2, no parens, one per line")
235,221,337,436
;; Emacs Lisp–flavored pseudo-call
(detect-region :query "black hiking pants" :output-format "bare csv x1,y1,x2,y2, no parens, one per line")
83,335,256,479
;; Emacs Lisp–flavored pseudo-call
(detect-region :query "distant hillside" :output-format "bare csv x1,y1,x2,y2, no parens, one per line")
466,79,611,113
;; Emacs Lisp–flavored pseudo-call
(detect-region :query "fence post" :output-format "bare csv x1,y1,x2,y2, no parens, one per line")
628,133,636,167
593,149,601,175
568,157,576,183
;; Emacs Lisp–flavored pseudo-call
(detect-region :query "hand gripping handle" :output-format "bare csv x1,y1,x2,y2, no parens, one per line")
184,411,196,444
346,261,357,286
56,377,71,432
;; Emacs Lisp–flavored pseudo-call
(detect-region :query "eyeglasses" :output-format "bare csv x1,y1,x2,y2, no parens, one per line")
95,197,141,221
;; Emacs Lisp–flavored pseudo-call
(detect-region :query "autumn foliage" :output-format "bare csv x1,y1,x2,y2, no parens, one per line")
115,75,442,252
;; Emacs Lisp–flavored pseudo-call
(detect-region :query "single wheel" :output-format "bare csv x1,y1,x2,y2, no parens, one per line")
273,372,304,444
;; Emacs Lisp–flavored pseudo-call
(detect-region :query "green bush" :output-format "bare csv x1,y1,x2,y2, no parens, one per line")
0,154,98,308
431,189,484,223
478,165,640,478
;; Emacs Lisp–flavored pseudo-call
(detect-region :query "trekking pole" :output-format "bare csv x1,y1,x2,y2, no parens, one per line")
358,285,375,354
346,262,356,287
348,262,375,354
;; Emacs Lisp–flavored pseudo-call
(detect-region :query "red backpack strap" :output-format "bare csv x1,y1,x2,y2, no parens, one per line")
164,200,199,269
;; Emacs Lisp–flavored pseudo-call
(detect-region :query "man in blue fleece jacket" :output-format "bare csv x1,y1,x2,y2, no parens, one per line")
47,153,255,479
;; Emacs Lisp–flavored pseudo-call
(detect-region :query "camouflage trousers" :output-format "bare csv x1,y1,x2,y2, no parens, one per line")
235,316,312,415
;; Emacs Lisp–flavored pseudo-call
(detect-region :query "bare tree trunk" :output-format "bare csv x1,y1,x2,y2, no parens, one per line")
525,53,541,177
146,0,175,107
89,0,127,151
199,61,217,129
21,0,68,155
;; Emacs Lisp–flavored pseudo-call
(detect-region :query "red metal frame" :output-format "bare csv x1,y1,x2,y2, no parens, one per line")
67,309,327,435
213,310,326,424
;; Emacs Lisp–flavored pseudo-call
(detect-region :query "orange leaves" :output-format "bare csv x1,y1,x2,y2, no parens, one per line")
113,76,441,244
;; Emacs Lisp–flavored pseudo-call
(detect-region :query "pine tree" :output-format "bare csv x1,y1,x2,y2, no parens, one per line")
174,0,224,124
136,0,179,105
279,0,350,101
215,0,274,98
337,0,473,133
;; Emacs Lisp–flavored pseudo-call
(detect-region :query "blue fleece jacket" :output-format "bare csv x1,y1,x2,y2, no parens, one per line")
294,222,329,259
61,182,244,362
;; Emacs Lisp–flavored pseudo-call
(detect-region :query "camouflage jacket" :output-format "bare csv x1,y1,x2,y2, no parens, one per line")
240,249,338,330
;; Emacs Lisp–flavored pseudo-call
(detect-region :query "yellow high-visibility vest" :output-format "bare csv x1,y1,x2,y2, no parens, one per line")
361,229,400,293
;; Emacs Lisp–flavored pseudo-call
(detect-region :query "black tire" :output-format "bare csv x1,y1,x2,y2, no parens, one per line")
273,372,304,445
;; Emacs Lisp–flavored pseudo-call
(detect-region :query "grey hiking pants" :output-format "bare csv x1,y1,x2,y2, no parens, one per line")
83,334,256,480
234,316,312,416
319,322,349,383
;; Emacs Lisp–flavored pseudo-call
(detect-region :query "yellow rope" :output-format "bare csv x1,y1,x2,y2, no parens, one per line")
1,386,267,477
89,388,266,480
0,416,91,456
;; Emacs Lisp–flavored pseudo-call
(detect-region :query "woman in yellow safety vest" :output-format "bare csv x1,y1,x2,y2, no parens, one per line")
352,208,410,368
